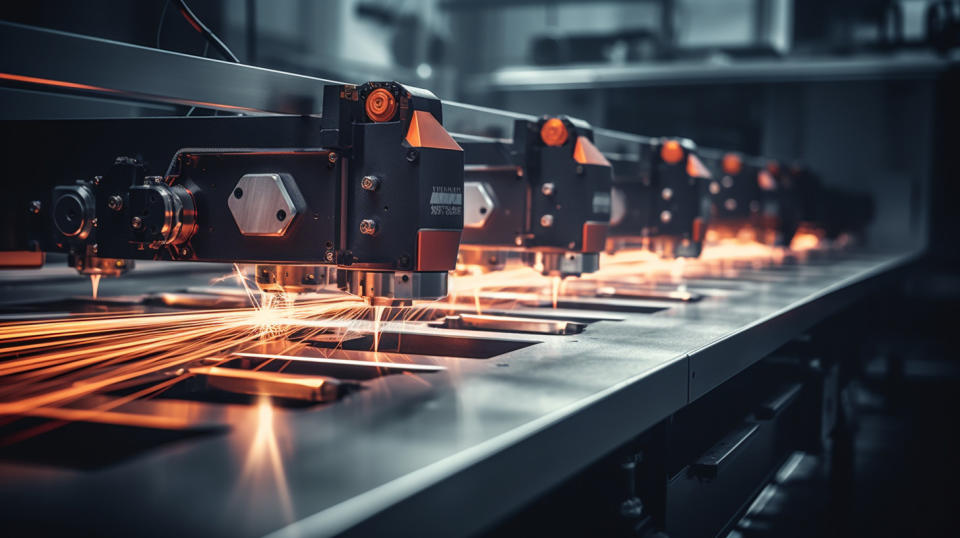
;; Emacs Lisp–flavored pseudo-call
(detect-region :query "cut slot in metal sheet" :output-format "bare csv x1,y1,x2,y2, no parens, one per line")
189,365,342,403
232,352,447,372
595,286,703,302
149,292,252,309
429,313,586,335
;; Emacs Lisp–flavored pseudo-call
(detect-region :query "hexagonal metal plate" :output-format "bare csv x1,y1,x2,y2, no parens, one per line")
463,181,496,228
227,173,298,236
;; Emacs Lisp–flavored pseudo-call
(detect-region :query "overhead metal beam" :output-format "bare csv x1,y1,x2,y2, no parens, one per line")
0,22,654,149
0,21,339,115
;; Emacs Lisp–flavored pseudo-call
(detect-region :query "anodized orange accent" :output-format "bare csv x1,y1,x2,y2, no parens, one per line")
417,229,462,271
722,153,742,175
0,251,45,268
405,110,463,151
692,217,706,243
573,136,611,167
540,118,569,147
660,140,684,164
365,88,397,122
758,170,777,191
686,153,712,179
581,221,609,253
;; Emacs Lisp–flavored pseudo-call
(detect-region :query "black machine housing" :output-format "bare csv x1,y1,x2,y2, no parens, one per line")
457,116,613,277
608,138,712,259
700,152,769,241
0,81,465,303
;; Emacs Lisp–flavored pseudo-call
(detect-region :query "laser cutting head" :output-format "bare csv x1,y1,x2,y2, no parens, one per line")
258,81,465,302
458,116,613,278
9,81,464,305
607,137,711,259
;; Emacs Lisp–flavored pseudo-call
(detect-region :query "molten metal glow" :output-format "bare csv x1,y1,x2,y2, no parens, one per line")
790,232,821,251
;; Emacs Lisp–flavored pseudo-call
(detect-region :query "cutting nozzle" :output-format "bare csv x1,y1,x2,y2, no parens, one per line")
523,251,600,278
336,268,448,307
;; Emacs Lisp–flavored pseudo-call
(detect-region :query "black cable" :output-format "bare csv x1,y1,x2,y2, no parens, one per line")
173,0,240,63
156,0,170,48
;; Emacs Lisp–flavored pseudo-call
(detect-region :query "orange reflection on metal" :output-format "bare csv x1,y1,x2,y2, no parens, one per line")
231,397,295,525
0,72,255,113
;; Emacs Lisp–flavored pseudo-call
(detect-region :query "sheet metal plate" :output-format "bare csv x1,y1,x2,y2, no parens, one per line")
0,249,918,537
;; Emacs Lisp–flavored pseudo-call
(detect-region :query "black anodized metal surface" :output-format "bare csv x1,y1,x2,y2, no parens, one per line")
0,116,325,252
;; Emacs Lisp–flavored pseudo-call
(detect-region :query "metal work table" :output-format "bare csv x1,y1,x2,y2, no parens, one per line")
0,249,917,537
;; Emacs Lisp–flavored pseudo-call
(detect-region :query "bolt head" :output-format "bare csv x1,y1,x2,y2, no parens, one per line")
28,200,41,214
107,195,123,211
659,210,672,223
359,219,378,236
361,175,381,191
541,182,556,196
325,251,335,262
540,214,554,227
328,152,338,164
661,187,673,201
131,216,143,229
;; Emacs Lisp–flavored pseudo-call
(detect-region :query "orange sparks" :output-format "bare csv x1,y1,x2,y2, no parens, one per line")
0,232,837,448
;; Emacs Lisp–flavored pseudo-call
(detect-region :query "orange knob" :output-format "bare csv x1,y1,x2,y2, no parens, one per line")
365,88,397,122
722,153,742,175
540,118,569,147
661,140,684,164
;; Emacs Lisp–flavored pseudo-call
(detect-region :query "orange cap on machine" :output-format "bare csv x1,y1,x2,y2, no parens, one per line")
722,153,742,175
540,118,569,147
661,140,684,164
365,88,397,122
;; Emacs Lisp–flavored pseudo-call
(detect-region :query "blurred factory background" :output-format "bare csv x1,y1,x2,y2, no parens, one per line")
2,0,957,258
1,2,959,537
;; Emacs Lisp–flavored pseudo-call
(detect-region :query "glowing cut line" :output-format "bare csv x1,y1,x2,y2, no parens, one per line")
233,352,446,372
